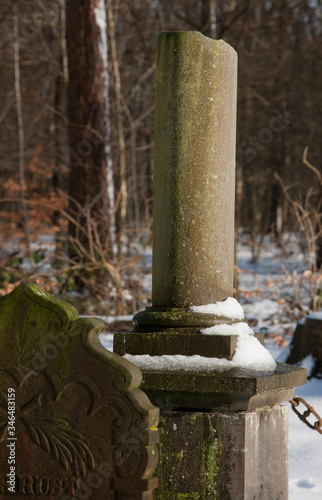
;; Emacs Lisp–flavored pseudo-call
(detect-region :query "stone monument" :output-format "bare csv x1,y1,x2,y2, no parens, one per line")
114,31,307,499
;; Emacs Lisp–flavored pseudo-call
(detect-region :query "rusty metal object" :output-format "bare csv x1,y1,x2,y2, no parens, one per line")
290,397,322,434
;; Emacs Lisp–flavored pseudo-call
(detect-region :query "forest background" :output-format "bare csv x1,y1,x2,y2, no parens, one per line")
1,0,322,317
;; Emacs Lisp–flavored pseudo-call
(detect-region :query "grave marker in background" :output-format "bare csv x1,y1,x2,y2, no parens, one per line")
287,314,322,376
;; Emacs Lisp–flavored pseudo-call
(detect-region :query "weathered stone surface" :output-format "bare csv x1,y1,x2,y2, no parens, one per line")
115,330,237,359
133,308,244,329
152,31,237,308
154,406,289,499
141,362,306,411
114,329,264,359
0,281,159,499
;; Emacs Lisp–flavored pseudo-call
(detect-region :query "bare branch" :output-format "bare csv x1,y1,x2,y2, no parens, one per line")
303,147,322,185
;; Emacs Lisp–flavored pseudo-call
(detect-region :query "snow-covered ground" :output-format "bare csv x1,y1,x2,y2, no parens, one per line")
100,234,322,499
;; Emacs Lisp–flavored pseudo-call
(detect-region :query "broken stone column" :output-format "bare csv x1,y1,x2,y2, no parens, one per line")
114,31,306,499
152,31,236,308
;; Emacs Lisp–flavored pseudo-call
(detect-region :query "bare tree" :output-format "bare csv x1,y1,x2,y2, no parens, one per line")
12,5,32,263
201,0,217,38
106,0,127,252
65,0,115,254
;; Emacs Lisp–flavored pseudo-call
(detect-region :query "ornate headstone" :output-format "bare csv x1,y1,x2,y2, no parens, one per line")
0,281,159,499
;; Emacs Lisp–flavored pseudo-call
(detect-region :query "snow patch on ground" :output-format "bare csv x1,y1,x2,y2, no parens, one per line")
99,333,113,351
242,298,279,321
306,311,322,320
288,376,322,499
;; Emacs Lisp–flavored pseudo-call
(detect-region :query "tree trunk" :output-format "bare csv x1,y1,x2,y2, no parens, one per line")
65,0,115,252
201,0,217,38
53,0,69,197
106,0,127,254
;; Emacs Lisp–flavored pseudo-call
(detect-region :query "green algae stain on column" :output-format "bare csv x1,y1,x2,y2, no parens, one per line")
203,426,220,499
155,412,221,499
153,31,238,309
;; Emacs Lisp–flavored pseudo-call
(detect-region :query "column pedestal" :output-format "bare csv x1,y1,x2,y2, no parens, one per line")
155,406,289,500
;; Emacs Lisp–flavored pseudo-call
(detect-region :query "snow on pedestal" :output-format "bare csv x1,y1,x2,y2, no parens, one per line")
191,296,244,318
125,298,276,372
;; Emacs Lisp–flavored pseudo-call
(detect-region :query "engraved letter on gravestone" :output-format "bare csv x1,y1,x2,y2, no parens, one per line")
0,281,158,499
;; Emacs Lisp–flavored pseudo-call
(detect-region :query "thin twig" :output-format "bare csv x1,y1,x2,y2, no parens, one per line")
303,146,322,185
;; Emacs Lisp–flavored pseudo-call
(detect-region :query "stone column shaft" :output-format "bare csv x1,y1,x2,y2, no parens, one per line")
152,31,237,308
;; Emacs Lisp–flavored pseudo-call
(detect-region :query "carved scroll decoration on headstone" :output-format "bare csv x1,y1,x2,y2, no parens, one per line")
0,281,159,499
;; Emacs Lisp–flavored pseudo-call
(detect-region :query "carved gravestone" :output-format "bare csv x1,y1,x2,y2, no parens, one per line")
0,281,159,499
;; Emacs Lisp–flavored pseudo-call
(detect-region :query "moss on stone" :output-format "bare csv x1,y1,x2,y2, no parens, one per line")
154,412,221,499
152,32,237,308
202,424,220,498
0,280,78,367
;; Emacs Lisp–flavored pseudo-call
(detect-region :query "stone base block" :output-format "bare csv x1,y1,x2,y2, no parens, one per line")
154,405,289,500
141,362,306,411
114,329,265,359
114,307,264,360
